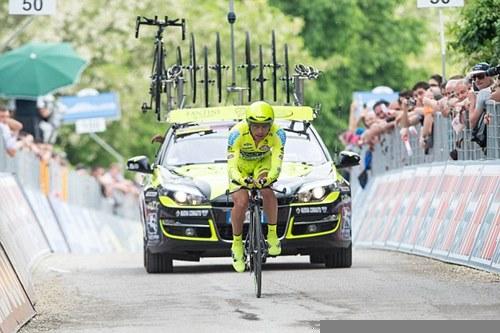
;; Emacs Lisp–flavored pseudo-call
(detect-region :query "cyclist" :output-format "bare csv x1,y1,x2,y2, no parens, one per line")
227,101,286,272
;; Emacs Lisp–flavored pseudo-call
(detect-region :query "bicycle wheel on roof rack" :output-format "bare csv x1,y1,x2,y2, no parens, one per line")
271,30,278,102
154,45,165,121
215,32,222,104
258,44,264,101
189,33,197,104
245,31,252,103
284,43,290,105
203,46,209,108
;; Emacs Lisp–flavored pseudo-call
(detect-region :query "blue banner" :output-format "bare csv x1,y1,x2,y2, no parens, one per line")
60,92,121,123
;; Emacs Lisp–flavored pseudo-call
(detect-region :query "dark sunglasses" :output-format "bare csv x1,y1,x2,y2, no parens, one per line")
473,73,486,80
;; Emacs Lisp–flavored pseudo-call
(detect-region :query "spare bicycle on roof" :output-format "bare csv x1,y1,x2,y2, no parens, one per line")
134,4,321,123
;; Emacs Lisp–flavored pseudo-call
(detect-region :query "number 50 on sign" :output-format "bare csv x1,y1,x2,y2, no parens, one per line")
9,0,57,15
417,0,464,8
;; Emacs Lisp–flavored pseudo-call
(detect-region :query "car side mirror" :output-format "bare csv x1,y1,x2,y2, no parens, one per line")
127,155,153,174
335,151,360,169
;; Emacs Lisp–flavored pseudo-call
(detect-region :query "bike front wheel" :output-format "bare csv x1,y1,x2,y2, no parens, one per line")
251,207,262,298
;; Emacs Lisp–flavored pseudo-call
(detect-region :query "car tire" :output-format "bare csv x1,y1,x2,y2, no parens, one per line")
309,253,324,264
145,249,173,273
324,245,352,268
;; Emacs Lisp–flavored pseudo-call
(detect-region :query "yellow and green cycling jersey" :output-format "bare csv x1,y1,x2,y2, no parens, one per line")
227,121,286,187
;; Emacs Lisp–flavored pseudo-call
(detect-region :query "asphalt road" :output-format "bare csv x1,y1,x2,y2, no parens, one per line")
20,249,500,333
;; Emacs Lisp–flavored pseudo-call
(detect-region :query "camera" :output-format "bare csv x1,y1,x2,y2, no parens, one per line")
486,65,500,77
407,97,416,109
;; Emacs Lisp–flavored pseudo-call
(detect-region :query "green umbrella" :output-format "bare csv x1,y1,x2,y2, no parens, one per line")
0,42,87,99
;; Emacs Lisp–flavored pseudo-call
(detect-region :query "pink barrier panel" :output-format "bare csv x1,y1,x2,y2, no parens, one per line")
354,175,391,244
0,173,50,300
413,165,446,254
0,243,35,333
398,168,432,251
430,164,465,257
469,165,500,268
384,168,417,248
353,162,500,273
372,173,402,246
448,165,485,261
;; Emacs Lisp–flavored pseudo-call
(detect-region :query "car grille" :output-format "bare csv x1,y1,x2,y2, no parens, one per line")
161,220,212,238
212,206,290,241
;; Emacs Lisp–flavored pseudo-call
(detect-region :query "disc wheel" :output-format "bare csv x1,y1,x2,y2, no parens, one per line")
258,44,264,101
245,31,252,103
284,43,290,105
203,46,209,107
215,32,222,104
271,30,277,102
189,33,197,104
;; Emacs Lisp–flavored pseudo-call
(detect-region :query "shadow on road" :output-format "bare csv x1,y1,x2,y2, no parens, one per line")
168,261,346,274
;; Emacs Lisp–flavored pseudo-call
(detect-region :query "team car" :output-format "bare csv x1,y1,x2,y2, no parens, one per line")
127,105,359,273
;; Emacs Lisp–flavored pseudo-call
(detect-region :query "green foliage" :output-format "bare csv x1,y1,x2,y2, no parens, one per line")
270,0,428,151
450,0,500,68
0,0,309,167
0,0,435,164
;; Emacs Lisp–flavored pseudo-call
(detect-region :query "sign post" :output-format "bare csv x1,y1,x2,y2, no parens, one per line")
417,0,464,80
9,0,57,16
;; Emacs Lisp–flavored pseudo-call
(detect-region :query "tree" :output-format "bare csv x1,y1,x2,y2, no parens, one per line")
269,0,428,151
450,0,500,68
0,0,310,167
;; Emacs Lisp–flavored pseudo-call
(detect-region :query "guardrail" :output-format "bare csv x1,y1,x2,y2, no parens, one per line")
370,101,499,175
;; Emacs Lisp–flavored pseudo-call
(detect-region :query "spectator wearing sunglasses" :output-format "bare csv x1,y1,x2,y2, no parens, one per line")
468,62,494,129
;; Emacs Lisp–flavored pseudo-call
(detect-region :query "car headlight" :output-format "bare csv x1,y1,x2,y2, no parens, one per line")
160,184,207,206
296,180,338,203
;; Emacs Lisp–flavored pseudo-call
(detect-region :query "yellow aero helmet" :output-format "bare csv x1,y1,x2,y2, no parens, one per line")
246,101,274,125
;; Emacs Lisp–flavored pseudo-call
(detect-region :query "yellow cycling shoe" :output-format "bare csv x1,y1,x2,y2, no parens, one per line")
231,242,245,273
267,236,281,256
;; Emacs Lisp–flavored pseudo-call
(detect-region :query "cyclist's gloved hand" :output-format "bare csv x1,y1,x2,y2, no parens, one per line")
243,176,255,187
257,177,272,188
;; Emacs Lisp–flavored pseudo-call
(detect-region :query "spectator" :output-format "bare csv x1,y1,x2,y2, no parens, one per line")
14,99,41,141
428,74,443,89
0,105,23,157
468,62,494,129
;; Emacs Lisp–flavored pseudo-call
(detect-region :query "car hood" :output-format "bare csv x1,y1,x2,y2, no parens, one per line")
158,161,338,200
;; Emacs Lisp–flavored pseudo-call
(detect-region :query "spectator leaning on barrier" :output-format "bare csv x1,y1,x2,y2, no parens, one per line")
468,63,494,129
0,105,23,157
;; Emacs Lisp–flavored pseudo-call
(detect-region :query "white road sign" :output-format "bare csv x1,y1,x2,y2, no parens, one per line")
75,118,106,134
9,0,57,15
417,0,464,8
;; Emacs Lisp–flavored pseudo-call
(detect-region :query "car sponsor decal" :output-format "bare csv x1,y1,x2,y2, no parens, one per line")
295,206,328,214
175,210,209,217
147,214,159,240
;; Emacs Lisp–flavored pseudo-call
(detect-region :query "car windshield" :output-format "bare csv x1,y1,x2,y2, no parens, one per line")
163,128,329,167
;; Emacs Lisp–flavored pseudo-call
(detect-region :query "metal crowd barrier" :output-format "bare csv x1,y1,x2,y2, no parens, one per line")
371,101,499,175
0,136,139,219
